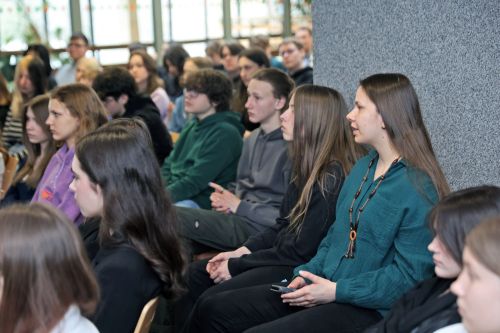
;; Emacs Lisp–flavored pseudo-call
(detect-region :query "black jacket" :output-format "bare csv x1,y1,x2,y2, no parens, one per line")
124,95,173,164
290,66,313,87
228,162,344,276
365,277,460,333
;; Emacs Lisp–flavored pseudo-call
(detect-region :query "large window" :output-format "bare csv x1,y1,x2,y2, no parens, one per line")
1,0,311,70
231,0,283,38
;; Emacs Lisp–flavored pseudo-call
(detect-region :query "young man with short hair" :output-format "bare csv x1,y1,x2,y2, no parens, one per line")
92,67,173,164
175,68,293,254
279,38,313,86
55,32,89,85
161,69,244,209
294,26,314,67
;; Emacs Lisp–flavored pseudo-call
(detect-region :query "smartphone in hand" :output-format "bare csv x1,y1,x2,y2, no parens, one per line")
270,284,296,294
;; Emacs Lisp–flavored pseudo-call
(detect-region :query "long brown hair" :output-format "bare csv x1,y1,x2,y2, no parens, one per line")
75,119,186,298
288,85,363,232
11,54,47,118
14,94,57,188
50,83,108,144
232,48,271,115
129,50,164,95
466,216,500,276
0,203,99,333
360,73,449,199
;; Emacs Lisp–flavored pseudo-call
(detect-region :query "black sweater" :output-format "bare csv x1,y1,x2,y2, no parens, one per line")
228,162,344,276
124,95,173,165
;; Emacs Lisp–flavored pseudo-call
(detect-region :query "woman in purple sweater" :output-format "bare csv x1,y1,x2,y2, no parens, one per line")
32,84,107,224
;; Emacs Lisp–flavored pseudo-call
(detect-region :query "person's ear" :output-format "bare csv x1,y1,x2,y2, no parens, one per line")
118,94,129,106
275,96,286,111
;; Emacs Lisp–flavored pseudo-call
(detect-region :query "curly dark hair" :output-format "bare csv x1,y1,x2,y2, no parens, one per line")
92,66,137,100
183,69,232,112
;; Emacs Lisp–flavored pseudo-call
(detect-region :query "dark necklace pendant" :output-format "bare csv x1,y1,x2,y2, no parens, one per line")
344,238,356,259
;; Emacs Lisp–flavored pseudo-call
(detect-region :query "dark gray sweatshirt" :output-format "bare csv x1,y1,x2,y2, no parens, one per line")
234,127,291,230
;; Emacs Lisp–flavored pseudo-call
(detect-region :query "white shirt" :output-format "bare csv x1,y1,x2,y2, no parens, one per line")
50,305,99,333
434,323,468,333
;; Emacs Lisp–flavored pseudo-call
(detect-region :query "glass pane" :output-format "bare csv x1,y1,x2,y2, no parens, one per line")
136,0,154,43
231,0,283,38
170,0,207,41
0,0,45,51
95,48,130,65
46,0,71,48
85,0,153,46
161,0,171,42
183,42,208,58
80,1,93,44
206,0,223,39
291,0,311,30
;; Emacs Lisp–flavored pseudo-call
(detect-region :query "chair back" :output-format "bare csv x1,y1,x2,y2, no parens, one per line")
134,296,160,333
0,154,19,200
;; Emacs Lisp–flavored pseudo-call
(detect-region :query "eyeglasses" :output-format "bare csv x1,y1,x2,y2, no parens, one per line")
68,42,86,48
280,48,297,57
183,89,201,99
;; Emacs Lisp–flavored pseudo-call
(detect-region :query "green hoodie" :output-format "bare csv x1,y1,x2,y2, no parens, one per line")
161,111,244,209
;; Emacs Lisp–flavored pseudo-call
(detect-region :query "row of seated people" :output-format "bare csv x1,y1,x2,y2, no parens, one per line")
0,70,499,332
0,33,314,202
0,30,313,144
2,194,498,333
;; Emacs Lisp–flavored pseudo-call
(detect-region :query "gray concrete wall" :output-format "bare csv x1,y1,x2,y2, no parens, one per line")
313,0,499,189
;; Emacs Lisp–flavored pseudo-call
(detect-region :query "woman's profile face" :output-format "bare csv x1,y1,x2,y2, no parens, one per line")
18,69,34,97
238,57,261,86
46,98,80,146
279,93,295,141
69,156,103,218
221,46,239,72
128,55,149,86
451,247,500,333
346,87,385,147
25,108,49,145
427,235,461,278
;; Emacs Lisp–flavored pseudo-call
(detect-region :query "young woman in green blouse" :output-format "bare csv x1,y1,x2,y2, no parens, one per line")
184,73,449,333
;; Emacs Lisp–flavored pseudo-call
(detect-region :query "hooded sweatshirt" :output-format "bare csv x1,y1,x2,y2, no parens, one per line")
161,111,244,209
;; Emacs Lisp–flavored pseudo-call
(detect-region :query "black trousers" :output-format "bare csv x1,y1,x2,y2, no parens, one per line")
175,259,294,333
176,206,258,254
184,282,382,333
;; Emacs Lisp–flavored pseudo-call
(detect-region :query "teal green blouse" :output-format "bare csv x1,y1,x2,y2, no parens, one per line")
294,150,438,314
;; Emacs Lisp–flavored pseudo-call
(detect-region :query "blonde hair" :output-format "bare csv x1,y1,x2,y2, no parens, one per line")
76,57,102,85
11,55,37,118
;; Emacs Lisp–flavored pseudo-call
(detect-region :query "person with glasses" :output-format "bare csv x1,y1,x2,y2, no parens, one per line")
161,69,244,210
92,67,173,165
279,38,313,87
174,68,294,258
183,73,449,333
55,32,89,86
